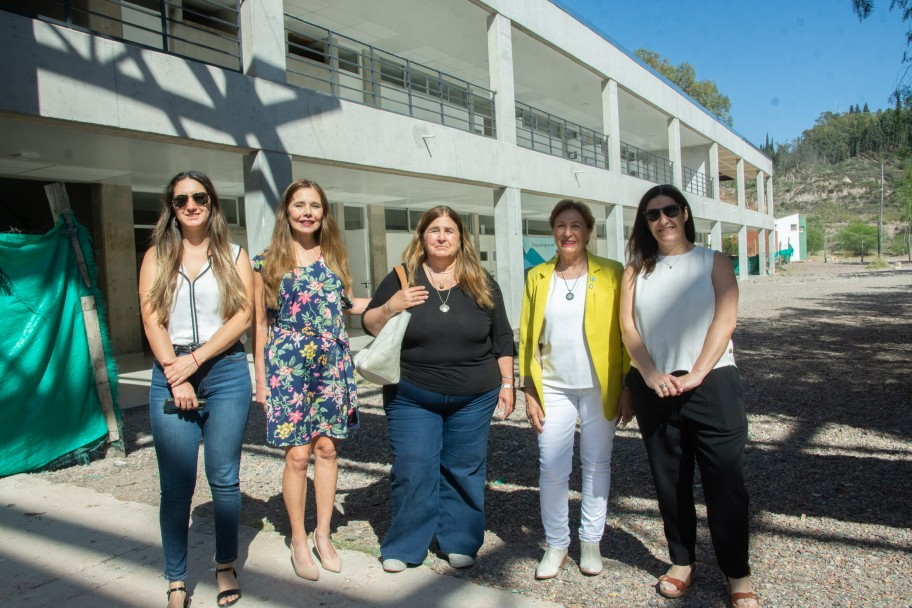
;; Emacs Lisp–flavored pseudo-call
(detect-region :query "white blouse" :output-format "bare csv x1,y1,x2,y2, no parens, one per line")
167,244,241,345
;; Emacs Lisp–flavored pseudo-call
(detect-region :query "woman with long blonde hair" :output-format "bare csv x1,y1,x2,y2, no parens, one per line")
252,179,368,581
362,205,515,573
139,170,253,608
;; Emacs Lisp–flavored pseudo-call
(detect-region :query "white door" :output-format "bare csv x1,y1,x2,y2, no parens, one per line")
342,205,371,329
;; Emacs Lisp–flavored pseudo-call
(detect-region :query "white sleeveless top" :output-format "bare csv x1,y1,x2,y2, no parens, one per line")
633,245,735,373
541,271,598,389
168,244,241,345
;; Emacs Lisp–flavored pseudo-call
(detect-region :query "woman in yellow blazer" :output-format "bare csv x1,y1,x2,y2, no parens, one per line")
519,199,631,579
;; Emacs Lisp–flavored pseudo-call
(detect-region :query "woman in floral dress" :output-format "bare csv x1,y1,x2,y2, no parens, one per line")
253,179,368,581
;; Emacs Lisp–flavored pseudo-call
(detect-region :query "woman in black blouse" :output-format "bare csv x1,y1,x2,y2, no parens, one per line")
362,206,515,573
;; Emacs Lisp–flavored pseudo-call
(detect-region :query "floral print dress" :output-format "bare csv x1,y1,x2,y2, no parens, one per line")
254,254,360,446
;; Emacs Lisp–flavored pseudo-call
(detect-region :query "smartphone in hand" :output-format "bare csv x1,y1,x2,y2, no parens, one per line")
163,398,207,414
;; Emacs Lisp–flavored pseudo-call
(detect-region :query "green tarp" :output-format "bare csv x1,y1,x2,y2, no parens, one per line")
0,216,120,476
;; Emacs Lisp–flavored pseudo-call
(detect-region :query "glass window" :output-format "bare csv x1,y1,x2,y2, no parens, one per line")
409,210,424,231
344,206,363,230
385,208,409,231
478,214,495,235
132,191,162,227
525,219,552,236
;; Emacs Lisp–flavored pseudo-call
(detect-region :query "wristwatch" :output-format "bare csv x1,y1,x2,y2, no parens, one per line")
501,383,514,390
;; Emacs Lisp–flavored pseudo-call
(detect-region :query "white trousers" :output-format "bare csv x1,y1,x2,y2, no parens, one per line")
538,385,616,548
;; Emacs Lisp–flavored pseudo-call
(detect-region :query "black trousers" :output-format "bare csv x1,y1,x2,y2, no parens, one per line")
627,366,751,578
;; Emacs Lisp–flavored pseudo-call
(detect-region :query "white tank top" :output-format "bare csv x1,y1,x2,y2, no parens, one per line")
633,246,735,373
167,244,241,345
541,271,598,389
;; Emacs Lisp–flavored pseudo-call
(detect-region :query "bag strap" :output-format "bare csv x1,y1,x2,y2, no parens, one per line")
394,264,408,290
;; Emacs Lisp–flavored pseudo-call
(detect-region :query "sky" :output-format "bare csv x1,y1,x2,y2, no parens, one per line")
554,0,910,148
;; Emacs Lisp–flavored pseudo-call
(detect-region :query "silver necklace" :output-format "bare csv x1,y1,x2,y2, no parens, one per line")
424,264,453,290
558,268,584,300
656,256,674,270
433,284,453,312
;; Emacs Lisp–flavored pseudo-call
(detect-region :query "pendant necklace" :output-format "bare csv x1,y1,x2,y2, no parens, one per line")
558,268,584,300
424,264,453,290
656,256,673,270
433,285,453,312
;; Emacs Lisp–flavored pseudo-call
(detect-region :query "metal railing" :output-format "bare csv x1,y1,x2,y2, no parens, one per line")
514,102,609,168
682,165,713,198
619,141,673,184
1,0,242,71
284,16,496,138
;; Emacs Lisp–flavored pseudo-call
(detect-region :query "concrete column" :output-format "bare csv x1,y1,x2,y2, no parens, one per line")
709,142,720,200
493,186,524,327
758,228,768,276
243,150,293,258
738,224,748,280
601,79,622,172
736,158,745,209
756,170,766,215
240,0,287,82
604,203,625,263
366,205,388,289
768,229,777,275
90,184,141,354
487,14,517,145
710,221,722,252
766,175,775,217
667,117,682,188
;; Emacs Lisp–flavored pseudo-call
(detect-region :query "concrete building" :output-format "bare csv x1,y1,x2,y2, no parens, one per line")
774,213,806,261
0,0,774,355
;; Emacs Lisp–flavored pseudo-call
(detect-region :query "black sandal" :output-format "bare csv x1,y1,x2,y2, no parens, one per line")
166,584,190,608
215,566,242,607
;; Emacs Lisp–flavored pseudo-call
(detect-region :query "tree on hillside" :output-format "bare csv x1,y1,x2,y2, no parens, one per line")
634,49,733,126
837,221,879,256
806,217,825,255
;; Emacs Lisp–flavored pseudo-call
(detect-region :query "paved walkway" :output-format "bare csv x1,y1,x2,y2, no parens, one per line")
1,333,560,607
0,474,561,608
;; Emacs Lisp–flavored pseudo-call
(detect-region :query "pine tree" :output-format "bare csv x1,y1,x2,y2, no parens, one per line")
863,102,870,113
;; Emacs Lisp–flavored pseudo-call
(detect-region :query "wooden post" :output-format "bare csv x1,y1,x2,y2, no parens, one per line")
45,184,123,454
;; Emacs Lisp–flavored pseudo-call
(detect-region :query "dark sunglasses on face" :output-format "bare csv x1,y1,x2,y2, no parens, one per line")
643,203,683,222
172,192,210,208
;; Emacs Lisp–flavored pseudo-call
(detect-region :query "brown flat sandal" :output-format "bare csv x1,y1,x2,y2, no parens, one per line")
726,579,760,608
657,564,694,599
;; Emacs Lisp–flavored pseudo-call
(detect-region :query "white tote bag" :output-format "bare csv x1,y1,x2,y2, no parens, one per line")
354,265,409,385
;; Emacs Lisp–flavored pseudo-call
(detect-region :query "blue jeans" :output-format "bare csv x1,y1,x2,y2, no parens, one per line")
380,380,499,564
149,344,251,581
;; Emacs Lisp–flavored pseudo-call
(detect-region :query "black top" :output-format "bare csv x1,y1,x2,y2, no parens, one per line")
364,266,515,395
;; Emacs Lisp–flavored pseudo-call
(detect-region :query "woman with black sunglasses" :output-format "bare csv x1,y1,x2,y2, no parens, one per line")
139,171,253,608
619,184,759,608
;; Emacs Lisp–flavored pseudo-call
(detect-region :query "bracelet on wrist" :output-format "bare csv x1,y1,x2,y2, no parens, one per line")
190,352,200,368
500,383,514,390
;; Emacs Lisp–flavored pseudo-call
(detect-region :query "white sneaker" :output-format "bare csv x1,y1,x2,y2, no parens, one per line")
448,553,475,568
579,541,603,575
382,558,406,573
534,546,568,579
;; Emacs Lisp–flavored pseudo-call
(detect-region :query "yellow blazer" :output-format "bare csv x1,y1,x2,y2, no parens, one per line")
519,251,630,419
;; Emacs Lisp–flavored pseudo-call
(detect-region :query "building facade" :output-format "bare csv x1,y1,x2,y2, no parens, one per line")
0,0,774,355
774,213,806,261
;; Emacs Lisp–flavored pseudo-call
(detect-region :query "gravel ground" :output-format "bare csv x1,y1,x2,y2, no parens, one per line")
35,258,912,607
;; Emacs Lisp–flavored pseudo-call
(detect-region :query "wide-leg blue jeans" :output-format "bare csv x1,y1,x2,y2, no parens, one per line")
380,379,499,564
149,345,251,582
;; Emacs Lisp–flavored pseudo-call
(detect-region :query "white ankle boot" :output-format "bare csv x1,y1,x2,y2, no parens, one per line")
579,541,603,575
534,546,568,579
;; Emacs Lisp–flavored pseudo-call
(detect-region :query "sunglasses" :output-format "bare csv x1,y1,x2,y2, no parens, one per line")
643,203,683,222
172,192,210,208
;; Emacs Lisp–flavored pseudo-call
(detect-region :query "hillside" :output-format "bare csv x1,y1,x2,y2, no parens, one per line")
773,156,904,224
